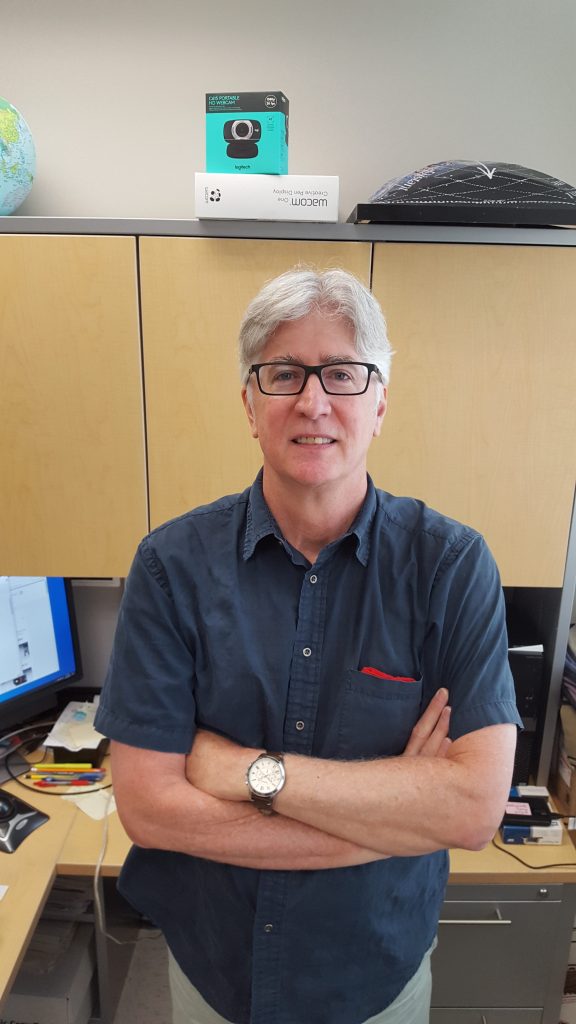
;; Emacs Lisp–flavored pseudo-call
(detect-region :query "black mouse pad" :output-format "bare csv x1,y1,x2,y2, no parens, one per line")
0,789,49,853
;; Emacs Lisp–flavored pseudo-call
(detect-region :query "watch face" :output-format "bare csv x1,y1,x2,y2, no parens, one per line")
249,756,284,796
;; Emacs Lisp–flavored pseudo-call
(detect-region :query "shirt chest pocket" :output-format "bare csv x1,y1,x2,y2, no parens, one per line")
337,670,423,759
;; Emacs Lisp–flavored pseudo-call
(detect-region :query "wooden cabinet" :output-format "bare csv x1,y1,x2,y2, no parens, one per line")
1,225,574,590
139,237,371,527
371,243,576,587
0,235,147,577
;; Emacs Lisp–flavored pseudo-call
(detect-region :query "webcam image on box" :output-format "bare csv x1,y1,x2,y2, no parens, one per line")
206,92,289,174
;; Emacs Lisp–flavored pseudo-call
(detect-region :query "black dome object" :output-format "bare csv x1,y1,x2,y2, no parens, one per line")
349,161,576,226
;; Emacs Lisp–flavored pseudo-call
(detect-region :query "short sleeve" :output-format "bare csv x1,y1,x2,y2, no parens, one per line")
94,538,197,753
423,532,523,741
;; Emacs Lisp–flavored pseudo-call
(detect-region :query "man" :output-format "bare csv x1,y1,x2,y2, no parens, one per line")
95,268,521,1024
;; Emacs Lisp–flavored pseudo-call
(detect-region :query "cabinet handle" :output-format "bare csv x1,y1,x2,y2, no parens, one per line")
439,907,511,926
436,921,508,929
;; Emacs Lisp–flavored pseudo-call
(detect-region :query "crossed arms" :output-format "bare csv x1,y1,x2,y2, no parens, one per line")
111,688,516,871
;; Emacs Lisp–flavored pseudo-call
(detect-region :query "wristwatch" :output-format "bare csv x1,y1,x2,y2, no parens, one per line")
246,752,286,815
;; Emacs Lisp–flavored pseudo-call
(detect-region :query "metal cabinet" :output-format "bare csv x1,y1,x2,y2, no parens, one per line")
431,883,576,1023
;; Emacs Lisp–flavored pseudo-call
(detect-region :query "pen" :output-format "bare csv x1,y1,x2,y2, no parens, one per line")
27,770,103,778
26,770,104,778
29,768,104,774
33,779,97,788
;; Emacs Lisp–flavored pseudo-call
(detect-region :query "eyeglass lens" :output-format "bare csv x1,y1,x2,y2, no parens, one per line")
257,363,371,395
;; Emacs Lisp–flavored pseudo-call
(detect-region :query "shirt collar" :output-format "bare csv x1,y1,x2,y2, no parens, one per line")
243,470,377,566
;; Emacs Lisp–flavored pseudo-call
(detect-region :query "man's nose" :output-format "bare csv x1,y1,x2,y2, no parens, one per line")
294,372,332,414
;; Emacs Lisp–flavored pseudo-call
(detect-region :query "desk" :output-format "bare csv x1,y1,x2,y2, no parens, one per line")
0,767,128,1024
2,774,576,1024
0,789,77,1000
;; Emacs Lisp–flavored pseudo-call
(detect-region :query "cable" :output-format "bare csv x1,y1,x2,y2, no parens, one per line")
92,789,161,946
491,836,576,869
2,728,113,798
0,719,57,754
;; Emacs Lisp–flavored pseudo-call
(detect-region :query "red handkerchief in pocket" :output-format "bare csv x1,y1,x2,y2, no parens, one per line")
360,667,417,682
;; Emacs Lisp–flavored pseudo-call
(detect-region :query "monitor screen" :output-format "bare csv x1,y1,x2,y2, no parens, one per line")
0,577,81,734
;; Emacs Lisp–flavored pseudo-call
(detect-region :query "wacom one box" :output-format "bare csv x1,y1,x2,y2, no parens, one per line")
195,173,339,222
206,92,289,174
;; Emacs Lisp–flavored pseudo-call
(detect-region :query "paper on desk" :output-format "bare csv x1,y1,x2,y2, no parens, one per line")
0,884,8,901
43,700,105,751
63,789,116,820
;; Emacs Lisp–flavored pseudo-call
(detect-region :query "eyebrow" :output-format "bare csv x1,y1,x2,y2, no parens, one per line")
263,354,359,364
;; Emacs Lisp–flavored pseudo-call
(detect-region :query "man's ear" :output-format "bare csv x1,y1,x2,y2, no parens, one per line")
242,386,259,438
373,386,388,438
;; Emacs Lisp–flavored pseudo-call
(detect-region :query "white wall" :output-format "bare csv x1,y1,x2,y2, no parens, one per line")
3,0,576,221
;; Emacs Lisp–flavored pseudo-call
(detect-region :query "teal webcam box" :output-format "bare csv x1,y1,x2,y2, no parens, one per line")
206,92,289,174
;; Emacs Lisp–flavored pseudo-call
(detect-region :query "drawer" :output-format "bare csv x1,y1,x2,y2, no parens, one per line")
431,891,562,1006
430,1011,542,1023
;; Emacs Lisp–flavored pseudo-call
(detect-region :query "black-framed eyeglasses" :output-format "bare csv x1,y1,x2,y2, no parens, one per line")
247,361,382,396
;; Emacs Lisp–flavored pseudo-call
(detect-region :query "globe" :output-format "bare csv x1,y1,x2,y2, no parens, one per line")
0,97,36,215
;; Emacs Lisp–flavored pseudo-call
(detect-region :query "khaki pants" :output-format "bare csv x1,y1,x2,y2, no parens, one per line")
168,941,435,1024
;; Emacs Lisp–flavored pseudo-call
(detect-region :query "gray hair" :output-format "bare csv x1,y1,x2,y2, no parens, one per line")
238,267,393,385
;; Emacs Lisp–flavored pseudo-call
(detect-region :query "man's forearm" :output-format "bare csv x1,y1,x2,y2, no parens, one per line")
121,784,384,869
183,693,515,857
275,752,469,856
185,721,515,858
111,744,384,870
274,725,516,856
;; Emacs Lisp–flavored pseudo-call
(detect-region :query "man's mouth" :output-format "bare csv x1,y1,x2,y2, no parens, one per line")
293,436,334,445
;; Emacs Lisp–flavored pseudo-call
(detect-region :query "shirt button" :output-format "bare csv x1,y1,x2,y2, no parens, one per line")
309,574,318,584
295,721,305,731
264,923,274,933
303,647,312,657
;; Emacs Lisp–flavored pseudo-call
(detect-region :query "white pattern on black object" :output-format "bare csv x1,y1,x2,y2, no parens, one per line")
0,789,49,853
349,160,576,225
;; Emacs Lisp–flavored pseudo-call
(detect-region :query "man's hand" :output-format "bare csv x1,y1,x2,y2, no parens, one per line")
403,687,451,758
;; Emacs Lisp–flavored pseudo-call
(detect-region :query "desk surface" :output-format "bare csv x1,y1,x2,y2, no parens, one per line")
2,771,576,1009
0,786,77,999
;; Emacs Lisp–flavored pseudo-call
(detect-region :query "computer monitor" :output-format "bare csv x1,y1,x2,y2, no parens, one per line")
0,577,81,736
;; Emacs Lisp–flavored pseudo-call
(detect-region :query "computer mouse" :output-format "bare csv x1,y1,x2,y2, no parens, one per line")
0,792,16,820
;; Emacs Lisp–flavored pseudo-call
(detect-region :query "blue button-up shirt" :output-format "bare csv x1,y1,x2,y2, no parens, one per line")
95,472,521,1024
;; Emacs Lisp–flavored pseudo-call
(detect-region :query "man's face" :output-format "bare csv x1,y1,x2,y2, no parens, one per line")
241,310,387,496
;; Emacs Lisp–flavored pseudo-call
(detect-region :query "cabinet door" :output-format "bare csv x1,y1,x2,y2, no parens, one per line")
140,238,372,527
0,236,147,576
432,888,563,1008
371,244,576,586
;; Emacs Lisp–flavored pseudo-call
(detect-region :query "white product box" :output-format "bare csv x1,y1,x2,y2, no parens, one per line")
195,173,339,222
3,924,95,1024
